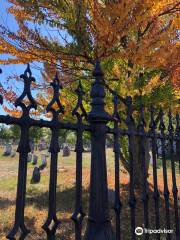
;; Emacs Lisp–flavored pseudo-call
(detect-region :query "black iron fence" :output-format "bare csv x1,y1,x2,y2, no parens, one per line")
0,61,179,240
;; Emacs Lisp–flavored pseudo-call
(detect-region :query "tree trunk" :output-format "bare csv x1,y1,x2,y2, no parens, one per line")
120,125,151,187
132,134,150,186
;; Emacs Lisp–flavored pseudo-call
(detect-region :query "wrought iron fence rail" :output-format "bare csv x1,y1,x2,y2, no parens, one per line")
107,127,180,141
0,115,91,131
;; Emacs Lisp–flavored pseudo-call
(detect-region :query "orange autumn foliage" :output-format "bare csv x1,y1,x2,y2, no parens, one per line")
0,0,179,116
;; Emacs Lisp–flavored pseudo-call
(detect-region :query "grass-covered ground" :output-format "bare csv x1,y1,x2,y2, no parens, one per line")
0,147,179,240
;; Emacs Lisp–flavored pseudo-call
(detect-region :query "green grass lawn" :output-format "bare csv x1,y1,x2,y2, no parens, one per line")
0,147,179,240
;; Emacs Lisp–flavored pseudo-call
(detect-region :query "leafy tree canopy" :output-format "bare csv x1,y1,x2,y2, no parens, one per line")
0,0,179,115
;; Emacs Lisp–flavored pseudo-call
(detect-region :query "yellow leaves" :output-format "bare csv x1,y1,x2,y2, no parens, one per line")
8,6,32,22
172,66,180,88
37,94,49,107
112,64,121,78
3,106,22,118
86,0,180,66
0,0,179,109
142,75,161,95
1,0,178,66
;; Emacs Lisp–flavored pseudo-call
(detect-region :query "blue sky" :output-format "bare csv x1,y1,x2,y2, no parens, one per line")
0,0,44,115
0,0,27,74
0,0,73,116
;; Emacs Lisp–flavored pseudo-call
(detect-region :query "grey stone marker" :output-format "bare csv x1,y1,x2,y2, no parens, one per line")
39,154,47,170
31,167,41,184
63,145,70,157
27,153,32,162
3,144,12,156
11,150,16,158
32,155,38,165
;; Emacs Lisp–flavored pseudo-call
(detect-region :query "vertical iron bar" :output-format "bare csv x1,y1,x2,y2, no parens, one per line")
84,60,115,240
42,72,63,239
7,125,30,240
71,80,86,240
168,112,179,237
42,128,61,240
149,107,160,240
126,96,136,240
159,110,171,240
71,118,85,240
7,64,36,240
113,94,122,240
138,105,149,240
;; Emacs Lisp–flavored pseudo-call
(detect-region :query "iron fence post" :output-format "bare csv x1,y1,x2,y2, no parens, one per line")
84,60,115,240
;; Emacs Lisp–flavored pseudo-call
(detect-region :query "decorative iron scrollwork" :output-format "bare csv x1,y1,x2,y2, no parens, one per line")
71,80,86,240
42,71,63,238
112,92,122,240
125,96,136,239
15,64,37,114
46,72,64,119
168,111,179,235
149,106,160,232
138,105,149,231
7,64,37,240
72,80,87,120
159,109,171,234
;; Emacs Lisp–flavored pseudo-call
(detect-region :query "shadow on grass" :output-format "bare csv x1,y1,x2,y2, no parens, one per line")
113,183,179,240
0,197,16,209
1,183,179,239
26,186,89,213
25,183,179,239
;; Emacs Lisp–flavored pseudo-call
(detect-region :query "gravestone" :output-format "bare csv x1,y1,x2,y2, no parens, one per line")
149,150,153,165
30,167,41,184
84,145,91,152
32,155,38,165
3,144,12,156
28,153,32,162
63,145,70,157
41,139,47,150
38,143,42,151
11,150,16,158
39,154,47,170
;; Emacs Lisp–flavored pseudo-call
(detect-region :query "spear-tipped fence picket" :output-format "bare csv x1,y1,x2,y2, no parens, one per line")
0,61,179,240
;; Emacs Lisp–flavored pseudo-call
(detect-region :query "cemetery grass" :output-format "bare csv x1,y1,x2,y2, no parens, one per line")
0,148,179,240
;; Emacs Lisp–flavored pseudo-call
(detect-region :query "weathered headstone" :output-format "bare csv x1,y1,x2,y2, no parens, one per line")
30,167,41,184
32,155,38,165
39,154,47,170
63,145,70,157
11,150,16,158
41,139,47,150
27,153,32,162
85,145,91,152
3,144,12,156
149,150,153,165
